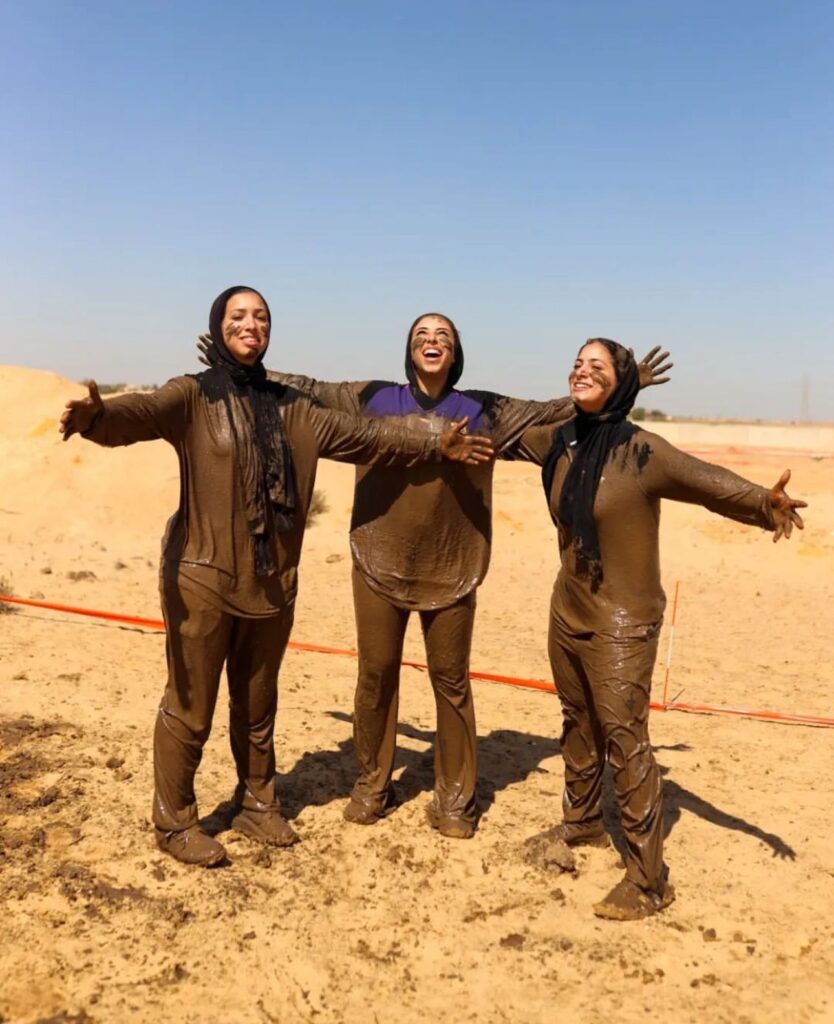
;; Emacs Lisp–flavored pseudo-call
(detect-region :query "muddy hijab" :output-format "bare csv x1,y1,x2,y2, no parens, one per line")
542,339,639,591
404,312,464,407
198,286,296,575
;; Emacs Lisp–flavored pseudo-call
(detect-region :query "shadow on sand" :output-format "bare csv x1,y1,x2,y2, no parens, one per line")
599,742,796,861
202,728,795,863
265,710,560,821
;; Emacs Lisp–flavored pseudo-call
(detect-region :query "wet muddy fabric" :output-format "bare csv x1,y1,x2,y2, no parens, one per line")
154,576,295,831
259,370,573,822
82,374,442,616
265,371,575,610
509,425,775,634
548,608,664,890
542,342,640,591
81,376,444,831
507,423,776,892
201,286,296,574
350,567,478,825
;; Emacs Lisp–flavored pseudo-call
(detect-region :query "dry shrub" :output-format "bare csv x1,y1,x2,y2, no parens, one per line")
0,574,19,614
306,490,329,528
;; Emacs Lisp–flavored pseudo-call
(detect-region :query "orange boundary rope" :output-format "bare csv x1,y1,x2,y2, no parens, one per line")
3,593,832,728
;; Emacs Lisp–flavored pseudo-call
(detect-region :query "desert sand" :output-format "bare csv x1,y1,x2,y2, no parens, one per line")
1,364,832,1024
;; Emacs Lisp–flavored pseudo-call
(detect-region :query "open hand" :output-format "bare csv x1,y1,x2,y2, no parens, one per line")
439,417,495,465
769,469,806,542
197,332,217,368
636,346,674,389
59,380,104,441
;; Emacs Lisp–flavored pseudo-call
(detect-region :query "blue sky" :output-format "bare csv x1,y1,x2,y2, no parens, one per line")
1,0,832,419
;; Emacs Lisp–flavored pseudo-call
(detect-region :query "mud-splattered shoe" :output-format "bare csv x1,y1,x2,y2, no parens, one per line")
343,790,397,826
155,826,226,867
535,821,611,849
231,807,299,847
593,878,676,921
425,803,476,840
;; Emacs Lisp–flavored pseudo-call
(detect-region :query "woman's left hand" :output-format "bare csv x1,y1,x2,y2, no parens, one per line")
636,346,674,388
197,332,217,368
768,469,807,542
439,418,495,465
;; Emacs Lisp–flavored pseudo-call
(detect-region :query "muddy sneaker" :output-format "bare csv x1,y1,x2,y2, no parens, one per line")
425,803,476,840
155,826,226,867
535,821,610,849
343,790,397,826
231,807,299,847
593,878,676,921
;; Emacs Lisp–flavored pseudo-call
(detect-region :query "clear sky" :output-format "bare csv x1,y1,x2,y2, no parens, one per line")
2,0,832,420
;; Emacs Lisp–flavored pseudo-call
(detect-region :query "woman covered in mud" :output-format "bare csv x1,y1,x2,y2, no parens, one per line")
199,316,671,839
505,338,806,920
58,287,493,867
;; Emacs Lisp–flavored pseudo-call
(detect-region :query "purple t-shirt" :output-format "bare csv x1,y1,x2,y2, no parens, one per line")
362,383,488,433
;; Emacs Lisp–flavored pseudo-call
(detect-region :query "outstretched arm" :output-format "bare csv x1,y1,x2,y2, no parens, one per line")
639,434,806,539
498,423,559,466
59,378,188,447
308,403,494,468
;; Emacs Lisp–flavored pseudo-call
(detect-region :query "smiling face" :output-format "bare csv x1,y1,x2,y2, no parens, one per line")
221,290,270,365
569,341,618,414
409,315,457,391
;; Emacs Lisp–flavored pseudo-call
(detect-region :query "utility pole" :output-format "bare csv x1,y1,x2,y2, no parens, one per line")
800,374,810,422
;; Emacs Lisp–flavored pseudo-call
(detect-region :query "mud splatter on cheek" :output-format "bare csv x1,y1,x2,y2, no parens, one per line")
411,337,453,355
590,371,612,389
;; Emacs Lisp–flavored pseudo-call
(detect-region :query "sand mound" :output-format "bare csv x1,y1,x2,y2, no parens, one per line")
0,365,87,438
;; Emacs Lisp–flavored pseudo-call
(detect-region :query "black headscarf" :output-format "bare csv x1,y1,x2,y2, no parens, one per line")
198,286,296,576
541,339,640,592
404,312,464,405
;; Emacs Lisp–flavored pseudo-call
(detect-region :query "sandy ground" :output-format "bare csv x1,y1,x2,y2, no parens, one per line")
1,365,833,1024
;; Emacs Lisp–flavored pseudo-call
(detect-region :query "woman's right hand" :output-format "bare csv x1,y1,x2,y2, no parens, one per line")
59,380,104,441
768,469,807,542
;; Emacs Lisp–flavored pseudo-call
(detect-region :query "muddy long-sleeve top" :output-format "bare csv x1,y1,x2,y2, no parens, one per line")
505,425,776,636
266,371,575,610
81,374,443,616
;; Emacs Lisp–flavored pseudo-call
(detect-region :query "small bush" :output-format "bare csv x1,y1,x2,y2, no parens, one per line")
631,407,668,423
306,490,329,529
92,383,158,395
0,574,19,614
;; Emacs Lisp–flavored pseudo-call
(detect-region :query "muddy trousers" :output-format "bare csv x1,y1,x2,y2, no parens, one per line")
153,582,294,833
548,609,666,893
350,568,478,825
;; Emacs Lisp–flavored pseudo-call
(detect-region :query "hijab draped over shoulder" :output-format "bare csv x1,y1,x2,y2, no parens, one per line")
197,286,296,576
542,339,640,592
